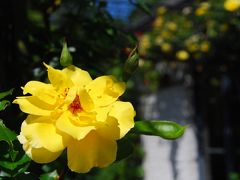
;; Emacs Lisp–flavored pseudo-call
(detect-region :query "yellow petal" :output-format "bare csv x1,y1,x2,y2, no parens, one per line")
109,101,135,138
86,76,126,107
79,89,94,112
95,106,111,122
25,114,52,124
67,131,117,173
23,81,51,95
13,96,53,116
23,81,58,105
18,133,62,163
96,117,120,140
29,147,62,163
20,121,68,152
44,63,73,90
95,106,120,139
62,65,92,88
64,87,77,105
56,112,95,140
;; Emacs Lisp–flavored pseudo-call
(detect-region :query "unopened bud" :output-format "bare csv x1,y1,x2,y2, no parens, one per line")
123,45,139,81
60,41,73,67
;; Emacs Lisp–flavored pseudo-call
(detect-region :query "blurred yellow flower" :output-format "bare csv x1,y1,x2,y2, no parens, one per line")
187,43,199,52
188,34,200,42
54,0,61,6
161,31,172,39
176,50,189,61
224,0,240,11
166,22,177,31
200,41,211,52
153,17,164,28
161,42,172,53
220,23,229,32
195,2,210,16
139,58,145,67
14,64,135,173
157,6,167,15
185,35,200,52
155,36,164,45
139,34,151,55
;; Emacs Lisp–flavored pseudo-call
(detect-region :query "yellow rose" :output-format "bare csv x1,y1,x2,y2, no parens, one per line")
224,0,240,11
176,50,189,61
14,64,135,173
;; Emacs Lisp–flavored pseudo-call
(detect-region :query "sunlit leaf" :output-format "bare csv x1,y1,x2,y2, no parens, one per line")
14,163,31,177
14,172,38,179
9,149,19,162
135,0,152,16
0,88,14,100
132,120,187,140
0,170,11,177
0,100,10,111
40,170,59,180
0,154,30,171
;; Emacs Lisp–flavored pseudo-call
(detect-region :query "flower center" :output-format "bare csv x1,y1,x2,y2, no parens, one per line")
69,95,83,114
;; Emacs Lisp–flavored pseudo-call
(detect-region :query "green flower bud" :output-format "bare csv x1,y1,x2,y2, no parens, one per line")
123,45,139,81
132,120,187,140
60,42,73,67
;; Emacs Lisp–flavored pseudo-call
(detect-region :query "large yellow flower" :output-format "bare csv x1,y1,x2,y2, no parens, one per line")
14,64,135,173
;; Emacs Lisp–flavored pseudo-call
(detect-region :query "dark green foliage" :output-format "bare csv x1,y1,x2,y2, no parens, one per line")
0,89,13,111
0,120,17,142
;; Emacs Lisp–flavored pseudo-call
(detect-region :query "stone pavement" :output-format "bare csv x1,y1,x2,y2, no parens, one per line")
140,85,200,180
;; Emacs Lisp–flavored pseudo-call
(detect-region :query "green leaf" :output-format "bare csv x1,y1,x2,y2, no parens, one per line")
0,170,11,177
0,154,30,171
0,120,17,142
132,121,187,140
135,0,152,16
0,154,31,178
0,88,14,100
14,172,39,180
40,170,59,180
116,138,134,161
9,149,19,162
60,41,73,67
0,100,10,111
14,163,31,177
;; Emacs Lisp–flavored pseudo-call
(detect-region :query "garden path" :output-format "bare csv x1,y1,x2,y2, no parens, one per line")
140,85,200,180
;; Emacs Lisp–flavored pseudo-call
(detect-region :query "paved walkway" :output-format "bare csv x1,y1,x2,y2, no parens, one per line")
140,85,200,180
